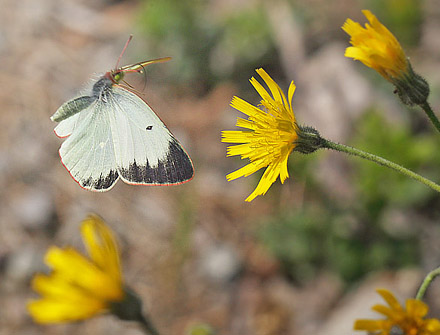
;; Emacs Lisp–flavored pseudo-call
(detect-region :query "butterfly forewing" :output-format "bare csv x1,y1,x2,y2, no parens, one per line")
108,87,193,185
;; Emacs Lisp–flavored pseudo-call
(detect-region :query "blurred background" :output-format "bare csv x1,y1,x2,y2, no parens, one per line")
1,0,440,334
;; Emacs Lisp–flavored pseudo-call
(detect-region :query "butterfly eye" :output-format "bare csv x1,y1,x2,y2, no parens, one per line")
146,126,153,130
113,71,124,83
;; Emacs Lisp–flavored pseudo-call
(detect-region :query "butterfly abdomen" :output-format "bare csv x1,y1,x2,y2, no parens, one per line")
51,96,95,122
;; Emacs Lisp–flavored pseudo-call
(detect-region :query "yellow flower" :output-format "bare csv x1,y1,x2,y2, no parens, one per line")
354,289,440,335
342,10,430,107
222,68,299,202
28,215,124,323
342,10,409,82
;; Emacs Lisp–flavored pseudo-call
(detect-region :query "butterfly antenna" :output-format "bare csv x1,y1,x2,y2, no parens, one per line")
115,35,133,69
120,82,144,96
121,79,135,89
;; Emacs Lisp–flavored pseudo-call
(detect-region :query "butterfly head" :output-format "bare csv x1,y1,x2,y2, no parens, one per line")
109,69,125,84
106,57,172,87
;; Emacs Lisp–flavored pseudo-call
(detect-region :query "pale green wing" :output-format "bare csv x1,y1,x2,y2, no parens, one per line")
54,111,89,138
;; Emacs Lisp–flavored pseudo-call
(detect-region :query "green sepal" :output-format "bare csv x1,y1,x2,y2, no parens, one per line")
293,125,326,154
392,62,430,107
110,287,160,335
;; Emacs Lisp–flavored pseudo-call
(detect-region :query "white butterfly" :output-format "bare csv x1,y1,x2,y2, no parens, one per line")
51,50,194,191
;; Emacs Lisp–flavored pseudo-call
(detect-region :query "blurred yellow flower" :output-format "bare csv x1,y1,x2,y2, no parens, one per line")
354,289,440,335
28,215,124,323
342,10,409,82
222,68,298,202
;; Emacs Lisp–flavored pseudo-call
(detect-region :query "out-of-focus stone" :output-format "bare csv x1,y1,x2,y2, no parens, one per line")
11,187,54,230
199,244,242,284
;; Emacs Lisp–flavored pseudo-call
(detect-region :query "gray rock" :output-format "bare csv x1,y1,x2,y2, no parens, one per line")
200,244,242,284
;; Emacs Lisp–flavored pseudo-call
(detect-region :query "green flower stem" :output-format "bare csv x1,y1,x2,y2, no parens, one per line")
420,101,440,134
139,314,160,335
322,140,440,193
416,267,440,300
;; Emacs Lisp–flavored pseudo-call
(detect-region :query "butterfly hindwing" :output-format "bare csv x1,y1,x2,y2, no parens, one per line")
108,87,194,185
54,110,89,138
58,102,119,191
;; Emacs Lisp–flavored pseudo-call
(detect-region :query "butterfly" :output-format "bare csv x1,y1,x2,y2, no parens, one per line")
51,37,194,191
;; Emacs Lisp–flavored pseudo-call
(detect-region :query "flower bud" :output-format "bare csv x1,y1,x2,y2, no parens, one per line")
391,62,430,106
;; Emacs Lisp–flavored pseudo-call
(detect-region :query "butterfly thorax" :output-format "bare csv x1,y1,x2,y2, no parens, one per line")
92,74,119,102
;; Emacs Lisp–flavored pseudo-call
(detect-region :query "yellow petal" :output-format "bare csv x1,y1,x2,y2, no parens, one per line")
256,68,287,107
32,272,97,303
222,130,253,144
236,118,258,131
245,161,281,202
372,304,396,318
45,247,123,301
230,96,267,118
363,10,388,36
344,47,373,65
341,19,363,36
354,319,384,331
406,299,428,318
81,215,122,283
425,319,440,332
226,161,263,181
28,298,104,323
377,289,403,312
287,81,296,116
226,143,256,158
279,153,290,183
250,76,273,105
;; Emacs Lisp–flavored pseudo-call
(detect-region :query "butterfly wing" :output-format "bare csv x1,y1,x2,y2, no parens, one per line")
58,102,119,191
107,86,194,185
54,111,89,138
52,95,95,138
